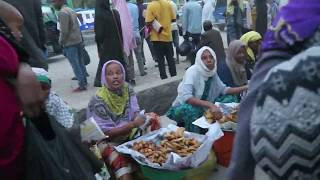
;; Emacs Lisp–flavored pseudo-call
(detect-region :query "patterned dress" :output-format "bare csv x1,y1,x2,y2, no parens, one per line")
87,84,140,179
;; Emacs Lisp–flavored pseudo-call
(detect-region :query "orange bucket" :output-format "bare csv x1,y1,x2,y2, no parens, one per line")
213,131,235,167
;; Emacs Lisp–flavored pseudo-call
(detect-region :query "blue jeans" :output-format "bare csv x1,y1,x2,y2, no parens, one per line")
63,43,88,88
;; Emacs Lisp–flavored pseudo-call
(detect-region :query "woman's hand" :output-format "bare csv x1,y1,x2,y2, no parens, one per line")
209,104,223,120
226,85,249,95
16,63,45,118
132,116,146,128
187,98,223,119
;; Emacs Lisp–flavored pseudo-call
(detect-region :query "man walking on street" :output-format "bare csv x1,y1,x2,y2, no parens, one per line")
145,0,177,80
52,0,88,92
182,0,202,65
127,0,147,78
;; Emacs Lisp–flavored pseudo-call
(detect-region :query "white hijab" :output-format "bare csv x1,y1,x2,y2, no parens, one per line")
195,46,217,79
176,46,218,103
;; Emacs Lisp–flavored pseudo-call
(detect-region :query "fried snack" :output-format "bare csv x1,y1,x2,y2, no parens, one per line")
228,110,238,122
176,127,185,137
204,110,223,124
160,129,200,157
204,110,215,123
132,141,168,165
131,128,201,164
218,110,238,123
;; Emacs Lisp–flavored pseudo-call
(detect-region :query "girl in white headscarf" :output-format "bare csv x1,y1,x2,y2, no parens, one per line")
167,46,247,133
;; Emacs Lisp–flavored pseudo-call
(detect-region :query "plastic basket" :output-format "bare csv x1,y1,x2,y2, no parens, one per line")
213,131,235,167
140,165,187,180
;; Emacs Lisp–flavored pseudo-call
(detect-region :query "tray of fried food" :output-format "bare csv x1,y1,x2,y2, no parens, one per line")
133,141,168,165
204,110,223,124
160,127,201,157
218,109,238,123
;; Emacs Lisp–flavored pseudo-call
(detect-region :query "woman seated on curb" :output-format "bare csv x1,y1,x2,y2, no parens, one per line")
225,40,248,87
240,31,262,78
167,46,247,133
214,40,248,103
87,60,147,180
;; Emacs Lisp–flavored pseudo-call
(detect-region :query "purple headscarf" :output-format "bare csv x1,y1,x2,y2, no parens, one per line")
262,0,320,51
113,0,137,57
101,60,126,88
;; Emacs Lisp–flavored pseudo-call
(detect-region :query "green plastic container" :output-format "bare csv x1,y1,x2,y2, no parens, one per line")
140,165,187,180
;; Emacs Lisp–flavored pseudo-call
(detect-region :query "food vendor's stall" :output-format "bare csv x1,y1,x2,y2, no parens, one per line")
115,125,223,180
193,103,238,167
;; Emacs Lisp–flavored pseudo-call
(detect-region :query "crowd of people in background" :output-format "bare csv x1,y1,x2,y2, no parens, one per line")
0,0,283,91
89,0,282,86
2,0,320,179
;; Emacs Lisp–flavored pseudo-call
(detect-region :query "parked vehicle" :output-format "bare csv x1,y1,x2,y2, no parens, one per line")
42,6,95,57
75,9,95,31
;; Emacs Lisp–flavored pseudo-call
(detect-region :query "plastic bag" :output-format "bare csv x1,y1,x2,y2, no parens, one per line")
146,112,161,131
25,112,103,180
82,44,91,66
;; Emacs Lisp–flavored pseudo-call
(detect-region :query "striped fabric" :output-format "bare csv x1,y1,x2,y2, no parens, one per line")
250,46,320,179
101,144,133,178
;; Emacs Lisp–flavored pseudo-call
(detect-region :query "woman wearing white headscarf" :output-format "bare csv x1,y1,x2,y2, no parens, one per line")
167,46,247,133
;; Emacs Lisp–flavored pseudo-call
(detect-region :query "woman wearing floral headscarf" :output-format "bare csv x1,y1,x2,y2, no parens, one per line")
228,0,320,179
87,60,146,180
167,46,247,133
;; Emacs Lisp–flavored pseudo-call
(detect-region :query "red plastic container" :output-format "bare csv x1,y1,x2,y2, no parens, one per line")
213,131,235,167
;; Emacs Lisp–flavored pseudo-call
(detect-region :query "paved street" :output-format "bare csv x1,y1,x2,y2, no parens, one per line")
47,31,269,180
48,42,190,110
48,30,228,110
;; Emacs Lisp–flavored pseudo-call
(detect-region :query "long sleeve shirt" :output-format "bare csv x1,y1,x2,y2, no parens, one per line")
127,2,141,39
182,1,203,34
58,6,82,47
